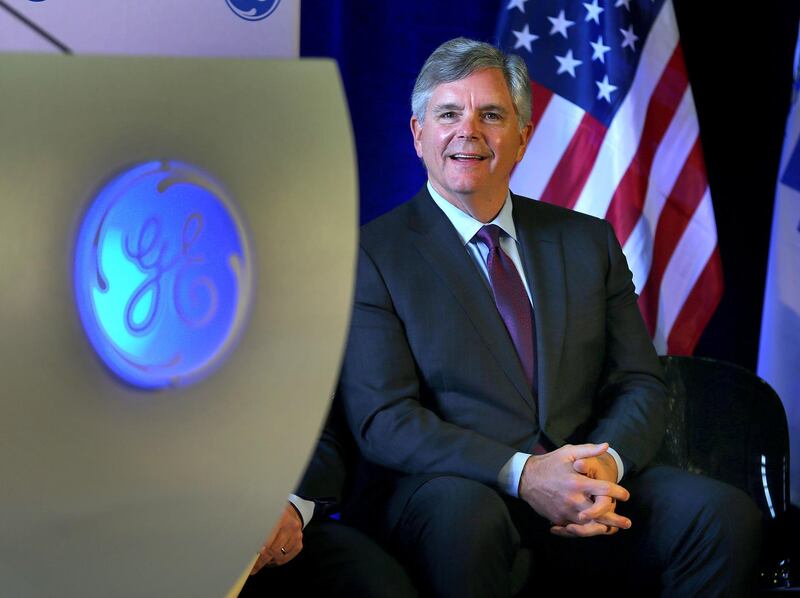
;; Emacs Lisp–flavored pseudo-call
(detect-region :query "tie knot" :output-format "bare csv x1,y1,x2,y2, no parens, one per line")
475,224,502,250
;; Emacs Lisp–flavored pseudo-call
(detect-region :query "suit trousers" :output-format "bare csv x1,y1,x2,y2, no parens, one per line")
382,466,762,597
239,518,418,598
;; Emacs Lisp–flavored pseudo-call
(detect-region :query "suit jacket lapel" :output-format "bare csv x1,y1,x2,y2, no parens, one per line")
512,194,566,430
407,189,537,412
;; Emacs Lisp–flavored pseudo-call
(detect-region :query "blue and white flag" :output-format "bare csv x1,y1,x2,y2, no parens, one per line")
758,25,800,506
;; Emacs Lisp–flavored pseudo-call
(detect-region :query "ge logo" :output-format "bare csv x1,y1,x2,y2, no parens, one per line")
73,161,254,389
225,0,280,21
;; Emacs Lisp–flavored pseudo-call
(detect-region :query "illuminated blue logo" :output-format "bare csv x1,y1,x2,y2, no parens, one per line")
225,0,280,21
73,161,254,390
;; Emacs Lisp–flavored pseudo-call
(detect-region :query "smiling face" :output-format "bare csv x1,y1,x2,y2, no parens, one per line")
411,68,532,222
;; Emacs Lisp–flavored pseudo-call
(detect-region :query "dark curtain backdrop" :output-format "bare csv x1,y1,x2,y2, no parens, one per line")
300,0,800,372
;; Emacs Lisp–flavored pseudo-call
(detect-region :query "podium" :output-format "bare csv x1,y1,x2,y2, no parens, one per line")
0,54,357,596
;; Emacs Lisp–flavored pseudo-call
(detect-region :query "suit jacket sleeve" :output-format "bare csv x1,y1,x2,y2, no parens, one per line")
583,220,666,474
339,245,518,487
294,397,354,514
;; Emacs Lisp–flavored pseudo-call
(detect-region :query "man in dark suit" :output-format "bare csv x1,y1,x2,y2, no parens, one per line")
338,37,761,596
239,398,417,597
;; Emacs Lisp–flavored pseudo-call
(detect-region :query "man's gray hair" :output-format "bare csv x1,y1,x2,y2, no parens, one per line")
411,37,532,130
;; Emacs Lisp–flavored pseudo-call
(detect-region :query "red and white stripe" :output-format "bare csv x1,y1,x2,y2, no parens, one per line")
511,0,722,355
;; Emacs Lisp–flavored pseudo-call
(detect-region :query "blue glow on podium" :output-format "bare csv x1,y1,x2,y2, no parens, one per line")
73,161,253,389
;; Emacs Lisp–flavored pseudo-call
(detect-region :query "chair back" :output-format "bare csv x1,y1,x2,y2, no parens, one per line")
656,355,792,588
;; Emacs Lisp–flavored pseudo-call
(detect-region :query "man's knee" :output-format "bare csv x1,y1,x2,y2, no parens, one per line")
631,466,761,542
682,475,762,550
634,467,763,595
399,476,518,552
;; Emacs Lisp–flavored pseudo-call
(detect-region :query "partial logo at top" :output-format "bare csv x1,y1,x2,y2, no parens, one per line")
73,160,254,390
225,0,281,21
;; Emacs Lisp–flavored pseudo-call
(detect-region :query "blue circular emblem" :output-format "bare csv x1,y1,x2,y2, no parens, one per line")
225,0,280,21
73,160,254,390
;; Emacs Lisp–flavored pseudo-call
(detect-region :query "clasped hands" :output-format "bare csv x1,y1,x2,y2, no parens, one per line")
518,442,631,538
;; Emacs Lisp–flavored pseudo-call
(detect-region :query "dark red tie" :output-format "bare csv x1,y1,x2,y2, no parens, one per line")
475,224,535,389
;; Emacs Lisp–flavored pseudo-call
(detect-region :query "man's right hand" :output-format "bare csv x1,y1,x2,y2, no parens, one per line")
517,443,631,537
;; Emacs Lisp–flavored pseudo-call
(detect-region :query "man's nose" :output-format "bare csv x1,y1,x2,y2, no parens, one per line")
457,113,480,139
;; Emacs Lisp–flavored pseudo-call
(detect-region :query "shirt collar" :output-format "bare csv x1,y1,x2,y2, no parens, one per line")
426,181,518,246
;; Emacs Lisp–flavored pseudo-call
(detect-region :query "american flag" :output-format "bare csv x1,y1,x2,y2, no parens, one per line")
497,0,722,355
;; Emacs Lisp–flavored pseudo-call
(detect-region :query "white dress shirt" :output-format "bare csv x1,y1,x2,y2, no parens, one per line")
287,493,315,528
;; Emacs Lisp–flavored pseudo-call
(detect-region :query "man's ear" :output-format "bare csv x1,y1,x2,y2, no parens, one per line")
410,115,424,158
515,121,533,163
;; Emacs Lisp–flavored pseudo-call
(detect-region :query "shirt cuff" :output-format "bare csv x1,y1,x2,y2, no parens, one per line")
287,493,315,529
606,447,624,482
497,451,532,498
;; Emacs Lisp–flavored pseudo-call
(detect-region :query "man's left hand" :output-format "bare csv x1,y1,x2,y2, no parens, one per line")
550,452,630,538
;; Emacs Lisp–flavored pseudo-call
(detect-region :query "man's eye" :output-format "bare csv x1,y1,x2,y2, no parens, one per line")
484,113,501,121
440,112,456,119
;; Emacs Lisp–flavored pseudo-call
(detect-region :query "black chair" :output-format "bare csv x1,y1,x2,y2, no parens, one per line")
511,355,794,595
656,355,794,591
